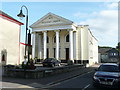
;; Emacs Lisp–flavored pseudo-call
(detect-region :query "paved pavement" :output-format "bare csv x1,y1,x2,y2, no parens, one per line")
1,64,100,89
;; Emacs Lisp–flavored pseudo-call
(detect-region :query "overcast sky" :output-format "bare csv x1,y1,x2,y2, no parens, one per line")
1,1,119,47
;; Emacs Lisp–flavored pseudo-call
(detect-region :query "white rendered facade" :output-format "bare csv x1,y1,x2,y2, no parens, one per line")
30,13,98,65
0,11,23,65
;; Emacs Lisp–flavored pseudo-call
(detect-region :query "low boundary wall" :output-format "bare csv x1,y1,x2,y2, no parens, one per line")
3,64,85,79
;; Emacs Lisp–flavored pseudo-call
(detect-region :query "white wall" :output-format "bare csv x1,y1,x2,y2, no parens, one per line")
0,17,21,65
80,26,98,65
20,44,25,64
80,26,89,61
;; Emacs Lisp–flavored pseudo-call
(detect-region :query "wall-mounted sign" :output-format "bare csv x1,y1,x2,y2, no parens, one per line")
41,20,61,24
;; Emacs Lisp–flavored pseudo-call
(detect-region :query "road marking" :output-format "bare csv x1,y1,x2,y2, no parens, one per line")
82,84,90,90
63,71,93,82
46,70,93,87
43,83,61,88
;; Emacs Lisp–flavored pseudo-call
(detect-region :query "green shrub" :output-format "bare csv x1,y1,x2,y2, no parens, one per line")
21,60,36,69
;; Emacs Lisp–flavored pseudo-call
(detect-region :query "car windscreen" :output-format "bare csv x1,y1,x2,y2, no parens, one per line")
44,58,56,62
98,65,119,72
44,59,52,62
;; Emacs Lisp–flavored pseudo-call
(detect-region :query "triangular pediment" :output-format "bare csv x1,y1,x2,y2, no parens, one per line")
30,12,73,28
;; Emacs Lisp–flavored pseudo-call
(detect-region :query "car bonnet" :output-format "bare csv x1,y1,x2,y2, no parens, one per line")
95,71,120,78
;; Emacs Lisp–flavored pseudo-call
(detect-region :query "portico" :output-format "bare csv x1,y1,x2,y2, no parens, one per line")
32,29,75,61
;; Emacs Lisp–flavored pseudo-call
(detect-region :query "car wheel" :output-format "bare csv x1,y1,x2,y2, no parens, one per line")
52,64,55,67
43,65,45,67
92,82,99,88
58,63,61,66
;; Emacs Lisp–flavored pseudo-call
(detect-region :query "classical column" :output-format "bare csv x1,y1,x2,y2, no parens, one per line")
69,30,74,60
55,30,59,60
38,33,42,59
73,32,76,60
32,32,36,59
43,31,47,59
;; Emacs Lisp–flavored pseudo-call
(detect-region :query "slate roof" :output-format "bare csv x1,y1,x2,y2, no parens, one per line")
98,47,112,54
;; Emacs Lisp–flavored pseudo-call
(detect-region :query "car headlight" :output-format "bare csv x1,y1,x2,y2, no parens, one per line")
114,78,119,82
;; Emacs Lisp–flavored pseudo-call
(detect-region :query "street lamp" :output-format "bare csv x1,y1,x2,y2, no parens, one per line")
17,5,29,64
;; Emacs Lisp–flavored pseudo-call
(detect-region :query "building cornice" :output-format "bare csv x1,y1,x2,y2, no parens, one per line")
0,11,24,25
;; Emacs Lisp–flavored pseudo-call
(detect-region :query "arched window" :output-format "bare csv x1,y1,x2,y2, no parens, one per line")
47,36,49,43
54,36,60,43
54,36,56,43
66,34,69,42
1,49,7,62
2,54,5,61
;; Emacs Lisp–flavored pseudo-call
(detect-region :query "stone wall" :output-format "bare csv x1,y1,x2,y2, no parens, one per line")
3,64,85,79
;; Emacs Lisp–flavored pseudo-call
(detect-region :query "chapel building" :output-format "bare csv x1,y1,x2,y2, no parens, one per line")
30,13,98,66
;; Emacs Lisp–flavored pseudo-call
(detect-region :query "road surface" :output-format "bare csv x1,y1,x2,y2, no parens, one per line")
2,64,100,89
46,71,98,89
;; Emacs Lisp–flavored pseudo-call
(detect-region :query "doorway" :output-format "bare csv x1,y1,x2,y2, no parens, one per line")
1,49,7,65
66,48,69,60
47,48,49,58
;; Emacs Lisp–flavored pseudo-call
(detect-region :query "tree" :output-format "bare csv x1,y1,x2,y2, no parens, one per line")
116,42,120,52
116,42,120,63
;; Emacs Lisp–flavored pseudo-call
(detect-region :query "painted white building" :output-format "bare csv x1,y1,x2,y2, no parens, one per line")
30,13,98,66
0,10,23,65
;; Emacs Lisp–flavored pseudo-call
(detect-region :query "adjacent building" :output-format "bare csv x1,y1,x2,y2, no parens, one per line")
0,10,23,65
30,13,98,66
99,47,119,63
98,47,111,63
107,48,119,63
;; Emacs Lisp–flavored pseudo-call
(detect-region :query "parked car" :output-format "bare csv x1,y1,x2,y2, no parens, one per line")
42,58,61,67
93,63,120,88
